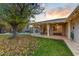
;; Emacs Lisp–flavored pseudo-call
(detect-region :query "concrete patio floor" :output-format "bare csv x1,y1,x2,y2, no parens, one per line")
64,39,79,56
31,34,66,40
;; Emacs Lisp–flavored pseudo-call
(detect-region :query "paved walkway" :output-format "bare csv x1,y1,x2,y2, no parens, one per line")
64,39,79,56
31,34,66,40
31,34,79,56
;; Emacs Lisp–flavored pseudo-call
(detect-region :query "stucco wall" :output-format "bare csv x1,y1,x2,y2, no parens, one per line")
70,18,79,42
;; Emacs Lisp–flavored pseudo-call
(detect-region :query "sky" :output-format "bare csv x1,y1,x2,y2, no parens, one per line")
30,3,78,22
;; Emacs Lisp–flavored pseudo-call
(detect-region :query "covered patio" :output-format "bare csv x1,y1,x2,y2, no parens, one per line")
31,18,67,37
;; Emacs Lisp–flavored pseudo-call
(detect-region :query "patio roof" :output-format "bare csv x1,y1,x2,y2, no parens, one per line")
66,5,79,21
31,18,67,24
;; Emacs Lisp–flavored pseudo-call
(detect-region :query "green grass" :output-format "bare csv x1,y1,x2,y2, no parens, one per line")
0,35,73,56
32,37,73,56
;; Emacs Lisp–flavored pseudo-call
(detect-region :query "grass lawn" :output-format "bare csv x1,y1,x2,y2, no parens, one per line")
0,35,73,56
32,37,73,56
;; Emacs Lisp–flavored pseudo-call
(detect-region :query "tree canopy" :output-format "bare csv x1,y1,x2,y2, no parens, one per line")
0,3,44,26
0,3,44,38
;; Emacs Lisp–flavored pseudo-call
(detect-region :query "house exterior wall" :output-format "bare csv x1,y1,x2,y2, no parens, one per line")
66,6,79,42
70,18,79,42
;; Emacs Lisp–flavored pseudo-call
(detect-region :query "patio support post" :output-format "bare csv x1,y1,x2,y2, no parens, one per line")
68,22,71,39
47,24,50,36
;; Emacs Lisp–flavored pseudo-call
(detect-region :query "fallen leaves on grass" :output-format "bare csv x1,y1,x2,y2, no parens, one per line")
0,35,37,56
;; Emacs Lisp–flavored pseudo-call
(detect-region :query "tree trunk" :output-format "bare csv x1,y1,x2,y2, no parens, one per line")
0,28,1,33
11,26,17,39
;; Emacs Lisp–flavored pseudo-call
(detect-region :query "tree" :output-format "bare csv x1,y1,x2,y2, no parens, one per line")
0,3,44,38
0,19,12,33
0,23,4,33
